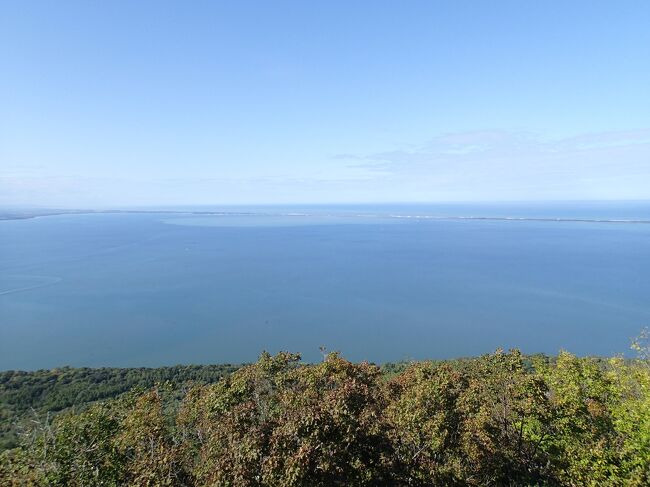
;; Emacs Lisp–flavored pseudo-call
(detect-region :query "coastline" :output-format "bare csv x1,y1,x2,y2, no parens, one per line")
2,208,650,225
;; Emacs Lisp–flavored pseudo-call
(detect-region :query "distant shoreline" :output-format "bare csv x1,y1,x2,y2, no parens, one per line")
2,208,650,224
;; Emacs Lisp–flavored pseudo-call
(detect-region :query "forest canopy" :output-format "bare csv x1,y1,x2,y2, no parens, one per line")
2,343,649,486
0,363,239,451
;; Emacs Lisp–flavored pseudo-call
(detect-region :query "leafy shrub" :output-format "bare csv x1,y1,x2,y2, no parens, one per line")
2,348,649,486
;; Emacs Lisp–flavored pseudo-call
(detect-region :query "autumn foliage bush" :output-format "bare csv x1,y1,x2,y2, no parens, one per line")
1,348,649,486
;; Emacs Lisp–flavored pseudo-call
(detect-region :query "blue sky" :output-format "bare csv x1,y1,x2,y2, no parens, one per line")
1,1,649,206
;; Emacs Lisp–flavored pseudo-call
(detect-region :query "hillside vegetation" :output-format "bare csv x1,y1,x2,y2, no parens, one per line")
1,341,649,486
0,364,239,451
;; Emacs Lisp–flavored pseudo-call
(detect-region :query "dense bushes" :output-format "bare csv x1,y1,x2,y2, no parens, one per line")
1,348,649,486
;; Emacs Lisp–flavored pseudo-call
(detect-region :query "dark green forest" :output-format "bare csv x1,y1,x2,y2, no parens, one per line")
0,364,239,451
1,338,649,486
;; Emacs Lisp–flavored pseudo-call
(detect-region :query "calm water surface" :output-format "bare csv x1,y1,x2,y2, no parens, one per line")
1,203,649,369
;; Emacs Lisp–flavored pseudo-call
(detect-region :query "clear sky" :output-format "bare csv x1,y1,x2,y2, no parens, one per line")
1,0,649,207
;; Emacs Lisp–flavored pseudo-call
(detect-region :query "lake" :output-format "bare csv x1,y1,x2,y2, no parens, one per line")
1,203,649,370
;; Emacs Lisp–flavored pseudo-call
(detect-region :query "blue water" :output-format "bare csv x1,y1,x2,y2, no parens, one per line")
1,203,649,370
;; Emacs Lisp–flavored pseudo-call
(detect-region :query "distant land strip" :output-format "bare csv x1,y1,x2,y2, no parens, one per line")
1,208,650,224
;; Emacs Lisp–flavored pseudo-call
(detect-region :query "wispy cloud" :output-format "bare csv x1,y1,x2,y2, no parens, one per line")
2,129,649,206
332,129,650,200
